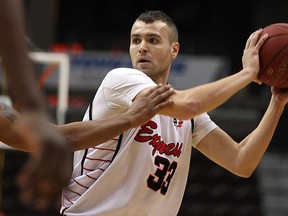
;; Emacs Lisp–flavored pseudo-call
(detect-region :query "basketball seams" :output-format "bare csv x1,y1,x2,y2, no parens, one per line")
259,46,288,81
268,35,288,39
273,23,288,30
259,46,288,87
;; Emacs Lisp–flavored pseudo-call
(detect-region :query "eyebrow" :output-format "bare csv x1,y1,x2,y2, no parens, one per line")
131,33,161,38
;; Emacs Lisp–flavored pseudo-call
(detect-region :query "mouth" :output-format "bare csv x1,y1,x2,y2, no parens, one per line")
138,58,149,63
137,58,151,65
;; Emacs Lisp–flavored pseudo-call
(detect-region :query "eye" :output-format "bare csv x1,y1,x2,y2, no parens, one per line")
148,37,159,44
131,38,141,45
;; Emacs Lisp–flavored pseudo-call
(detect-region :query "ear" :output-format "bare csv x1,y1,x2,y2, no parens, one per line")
171,42,180,59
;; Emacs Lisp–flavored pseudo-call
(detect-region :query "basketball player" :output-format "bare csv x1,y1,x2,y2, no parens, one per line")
0,0,72,209
60,11,288,216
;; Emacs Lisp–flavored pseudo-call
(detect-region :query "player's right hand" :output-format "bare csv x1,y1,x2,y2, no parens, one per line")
242,28,268,83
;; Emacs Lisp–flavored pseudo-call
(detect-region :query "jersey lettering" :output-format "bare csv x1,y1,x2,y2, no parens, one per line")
135,121,183,157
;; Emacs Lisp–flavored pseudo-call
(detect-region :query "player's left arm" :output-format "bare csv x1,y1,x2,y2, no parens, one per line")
195,87,288,177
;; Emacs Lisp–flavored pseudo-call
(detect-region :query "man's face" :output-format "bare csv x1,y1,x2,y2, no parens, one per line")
129,20,178,83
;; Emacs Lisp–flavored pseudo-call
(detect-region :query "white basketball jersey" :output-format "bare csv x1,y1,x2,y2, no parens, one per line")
61,68,217,216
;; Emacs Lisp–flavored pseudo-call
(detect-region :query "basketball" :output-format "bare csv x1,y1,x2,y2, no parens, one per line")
257,23,288,88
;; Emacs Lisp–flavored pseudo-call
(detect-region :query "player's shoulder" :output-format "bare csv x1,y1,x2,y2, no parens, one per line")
104,67,152,85
107,67,145,77
99,67,155,105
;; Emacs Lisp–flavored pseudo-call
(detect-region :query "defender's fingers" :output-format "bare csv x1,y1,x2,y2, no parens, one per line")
141,85,162,97
152,88,174,105
144,84,171,99
149,85,174,102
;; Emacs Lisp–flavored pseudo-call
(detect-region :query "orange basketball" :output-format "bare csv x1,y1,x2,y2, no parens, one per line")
258,23,288,88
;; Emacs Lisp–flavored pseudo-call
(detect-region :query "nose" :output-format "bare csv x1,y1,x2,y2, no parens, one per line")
138,41,148,53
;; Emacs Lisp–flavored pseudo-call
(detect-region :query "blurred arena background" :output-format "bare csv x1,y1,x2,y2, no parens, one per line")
0,0,288,215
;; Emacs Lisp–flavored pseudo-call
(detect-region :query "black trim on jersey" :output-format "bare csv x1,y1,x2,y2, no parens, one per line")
80,151,89,176
80,101,93,175
60,207,68,215
191,118,194,133
80,100,123,174
111,133,123,162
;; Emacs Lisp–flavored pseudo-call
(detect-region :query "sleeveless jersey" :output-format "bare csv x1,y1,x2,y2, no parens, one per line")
61,67,218,216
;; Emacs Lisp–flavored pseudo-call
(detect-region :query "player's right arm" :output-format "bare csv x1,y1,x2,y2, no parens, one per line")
138,29,268,120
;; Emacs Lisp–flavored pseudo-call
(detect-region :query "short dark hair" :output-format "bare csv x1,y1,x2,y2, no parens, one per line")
135,10,179,43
